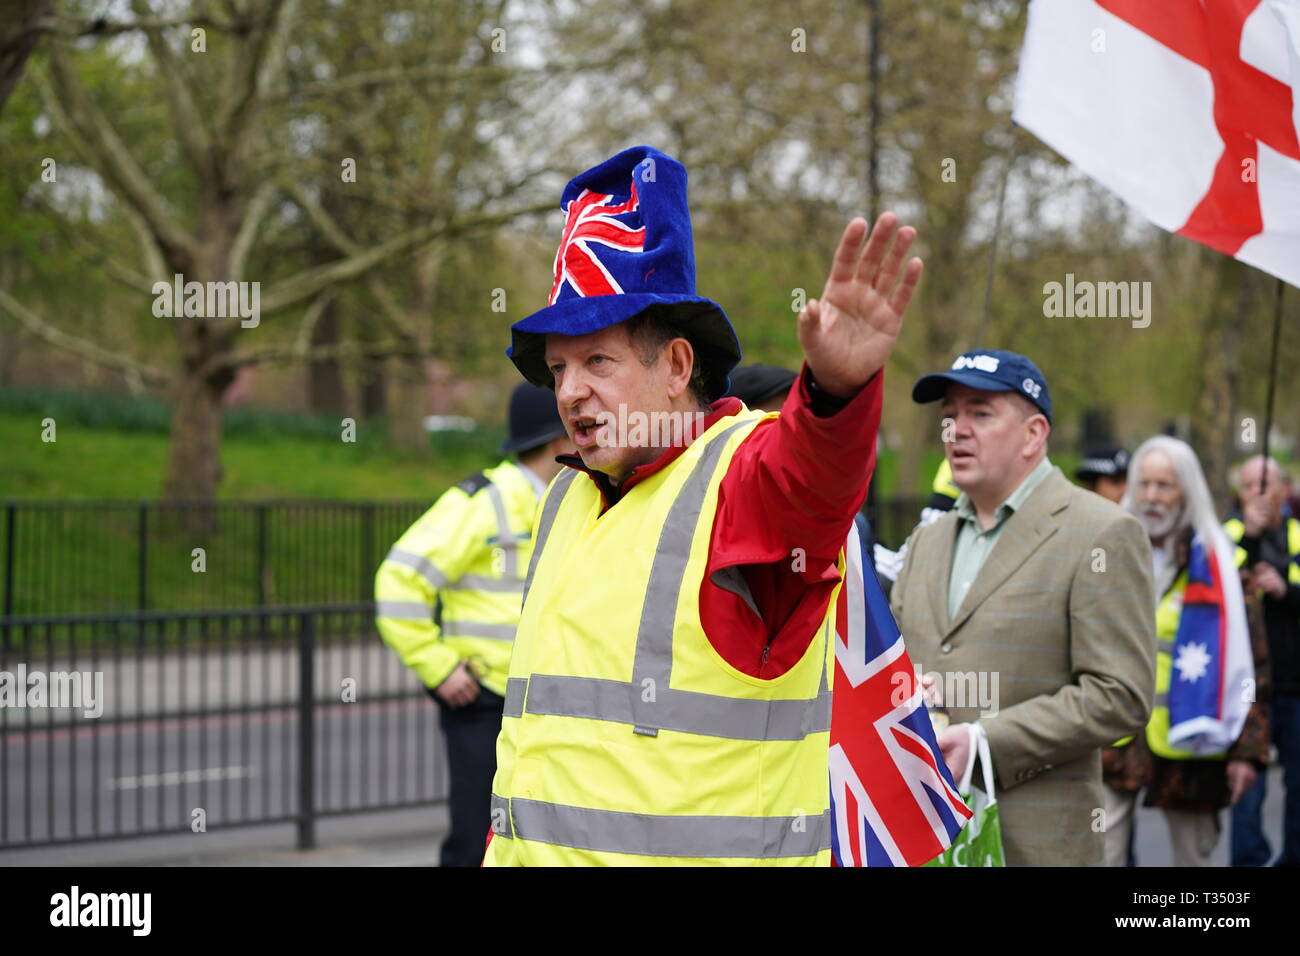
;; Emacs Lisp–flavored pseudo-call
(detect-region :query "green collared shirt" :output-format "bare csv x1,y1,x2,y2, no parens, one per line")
948,457,1054,620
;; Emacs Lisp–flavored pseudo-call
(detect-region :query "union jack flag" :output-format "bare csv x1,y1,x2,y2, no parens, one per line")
548,181,645,304
829,515,971,867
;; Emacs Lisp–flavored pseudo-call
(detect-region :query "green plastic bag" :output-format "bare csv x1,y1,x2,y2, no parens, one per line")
924,722,1005,867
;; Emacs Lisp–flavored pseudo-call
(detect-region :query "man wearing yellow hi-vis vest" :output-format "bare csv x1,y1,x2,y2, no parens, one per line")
1227,456,1300,867
1101,437,1270,867
375,382,567,867
486,146,924,865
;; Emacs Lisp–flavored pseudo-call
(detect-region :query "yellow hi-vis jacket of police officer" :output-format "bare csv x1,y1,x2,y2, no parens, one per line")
375,460,540,697
484,410,841,867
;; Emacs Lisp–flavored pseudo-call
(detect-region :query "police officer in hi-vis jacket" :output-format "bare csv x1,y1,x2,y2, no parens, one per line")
375,382,568,867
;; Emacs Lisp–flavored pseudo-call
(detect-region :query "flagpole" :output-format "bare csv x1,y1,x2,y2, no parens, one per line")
1259,277,1285,494
863,0,882,534
867,0,881,222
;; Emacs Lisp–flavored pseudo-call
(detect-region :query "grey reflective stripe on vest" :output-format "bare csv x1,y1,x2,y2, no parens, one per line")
375,600,432,620
490,793,513,839
383,548,450,589
385,547,521,595
509,421,830,742
1154,691,1169,708
1157,638,1175,654
629,420,754,736
520,468,578,612
443,620,516,640
522,674,831,741
503,678,528,718
485,483,519,578
456,574,524,594
494,798,830,859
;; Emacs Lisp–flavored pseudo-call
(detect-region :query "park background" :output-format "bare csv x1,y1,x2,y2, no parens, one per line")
0,0,1293,864
3,0,1294,509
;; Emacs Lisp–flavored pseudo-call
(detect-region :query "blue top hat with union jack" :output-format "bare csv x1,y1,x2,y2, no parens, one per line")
508,145,740,401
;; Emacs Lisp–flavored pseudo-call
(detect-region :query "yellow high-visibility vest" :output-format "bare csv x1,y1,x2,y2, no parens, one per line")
932,458,959,501
1115,516,1294,751
1223,516,1300,585
485,409,841,866
1144,569,1227,760
374,460,540,697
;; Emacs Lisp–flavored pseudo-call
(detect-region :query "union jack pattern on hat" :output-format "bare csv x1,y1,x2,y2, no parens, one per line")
508,145,741,400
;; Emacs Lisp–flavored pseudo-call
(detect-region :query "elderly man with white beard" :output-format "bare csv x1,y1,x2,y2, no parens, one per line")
1103,436,1271,866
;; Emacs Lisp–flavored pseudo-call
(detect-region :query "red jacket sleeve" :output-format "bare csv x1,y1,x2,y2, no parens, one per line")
699,365,883,678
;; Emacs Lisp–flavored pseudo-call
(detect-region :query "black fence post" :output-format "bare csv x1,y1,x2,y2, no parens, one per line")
3,501,14,648
360,504,374,603
256,504,268,607
137,501,148,613
297,610,316,850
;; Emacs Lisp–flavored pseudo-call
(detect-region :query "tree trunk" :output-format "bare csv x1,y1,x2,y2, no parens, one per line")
308,297,347,414
160,193,237,502
387,355,430,452
361,359,387,419
162,366,230,502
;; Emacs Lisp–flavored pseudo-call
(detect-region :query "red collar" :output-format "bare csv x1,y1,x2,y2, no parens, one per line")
555,397,744,511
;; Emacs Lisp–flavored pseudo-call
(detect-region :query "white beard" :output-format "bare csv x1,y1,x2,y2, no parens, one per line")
1138,504,1181,540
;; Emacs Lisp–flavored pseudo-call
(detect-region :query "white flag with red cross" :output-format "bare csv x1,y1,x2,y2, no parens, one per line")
1014,0,1300,287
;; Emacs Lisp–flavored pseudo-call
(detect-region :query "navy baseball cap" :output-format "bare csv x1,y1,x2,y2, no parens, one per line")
912,349,1052,423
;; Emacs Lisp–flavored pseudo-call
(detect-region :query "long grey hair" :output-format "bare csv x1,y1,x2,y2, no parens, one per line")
1121,435,1228,554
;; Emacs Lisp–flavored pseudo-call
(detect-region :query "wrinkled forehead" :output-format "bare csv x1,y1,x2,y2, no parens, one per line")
1239,458,1286,489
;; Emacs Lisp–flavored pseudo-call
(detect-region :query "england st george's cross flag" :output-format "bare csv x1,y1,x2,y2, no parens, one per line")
1014,0,1300,288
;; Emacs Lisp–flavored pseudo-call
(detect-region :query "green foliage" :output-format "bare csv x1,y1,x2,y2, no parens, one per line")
0,403,502,500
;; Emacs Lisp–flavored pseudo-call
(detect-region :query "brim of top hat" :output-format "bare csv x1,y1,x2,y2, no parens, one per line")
508,293,742,402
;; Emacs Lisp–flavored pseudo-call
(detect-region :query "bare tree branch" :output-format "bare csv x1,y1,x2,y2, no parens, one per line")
218,0,299,178
130,0,216,180
26,195,155,293
200,338,430,376
122,205,169,284
277,179,421,341
261,52,610,106
230,180,276,280
280,180,358,255
38,52,197,268
292,288,337,357
20,12,236,40
0,288,171,386
258,200,554,315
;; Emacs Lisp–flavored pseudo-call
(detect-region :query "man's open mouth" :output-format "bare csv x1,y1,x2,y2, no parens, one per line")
571,416,600,447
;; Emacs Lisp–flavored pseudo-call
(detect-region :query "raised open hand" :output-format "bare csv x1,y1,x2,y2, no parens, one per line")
797,212,923,397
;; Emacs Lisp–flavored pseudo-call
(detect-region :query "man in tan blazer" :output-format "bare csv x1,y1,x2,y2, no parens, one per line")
891,350,1156,866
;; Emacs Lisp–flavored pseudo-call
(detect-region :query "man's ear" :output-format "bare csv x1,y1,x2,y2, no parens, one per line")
1024,415,1050,459
663,337,695,401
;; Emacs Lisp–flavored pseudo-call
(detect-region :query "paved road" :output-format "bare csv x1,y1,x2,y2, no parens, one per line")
1,641,412,726
1129,764,1288,867
1,694,448,855
0,636,1288,866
